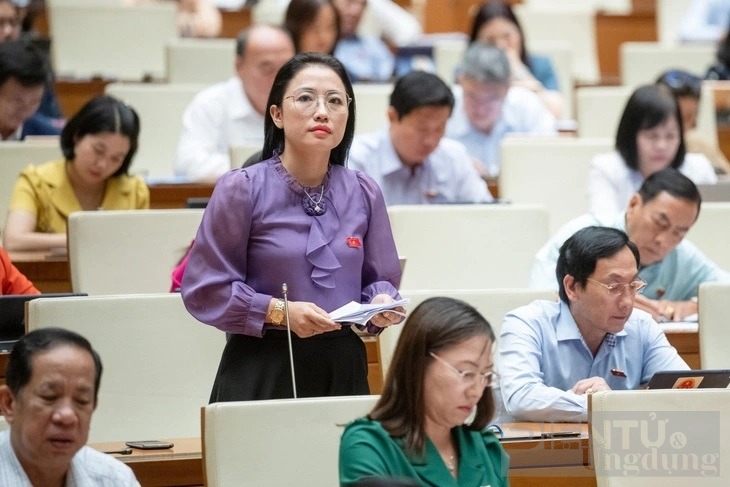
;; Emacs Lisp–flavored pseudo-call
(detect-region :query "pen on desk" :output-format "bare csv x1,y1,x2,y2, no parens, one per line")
103,448,133,455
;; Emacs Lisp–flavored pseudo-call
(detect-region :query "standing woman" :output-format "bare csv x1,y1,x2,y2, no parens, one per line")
470,0,563,118
285,0,341,54
182,52,403,401
588,84,716,217
2,95,148,252
340,297,508,486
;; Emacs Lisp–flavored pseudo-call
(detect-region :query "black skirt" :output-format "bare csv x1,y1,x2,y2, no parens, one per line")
209,327,370,402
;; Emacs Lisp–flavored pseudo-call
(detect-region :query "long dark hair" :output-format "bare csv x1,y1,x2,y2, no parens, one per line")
369,297,496,458
284,0,340,55
615,84,685,172
469,1,531,69
60,95,140,177
261,52,355,166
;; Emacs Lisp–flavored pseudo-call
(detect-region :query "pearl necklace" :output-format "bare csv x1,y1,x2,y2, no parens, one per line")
444,454,456,473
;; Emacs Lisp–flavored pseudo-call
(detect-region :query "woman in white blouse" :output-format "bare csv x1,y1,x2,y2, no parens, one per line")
588,84,717,217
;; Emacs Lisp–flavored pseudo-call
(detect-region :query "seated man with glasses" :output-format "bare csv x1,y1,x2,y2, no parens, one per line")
501,225,690,423
531,168,730,322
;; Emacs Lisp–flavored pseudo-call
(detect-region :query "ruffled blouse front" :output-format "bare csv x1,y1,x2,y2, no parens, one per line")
181,156,402,337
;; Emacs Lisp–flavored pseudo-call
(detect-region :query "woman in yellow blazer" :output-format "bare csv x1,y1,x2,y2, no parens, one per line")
2,95,149,252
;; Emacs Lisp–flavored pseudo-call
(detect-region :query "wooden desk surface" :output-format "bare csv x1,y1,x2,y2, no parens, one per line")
92,424,594,487
148,183,215,210
10,251,71,294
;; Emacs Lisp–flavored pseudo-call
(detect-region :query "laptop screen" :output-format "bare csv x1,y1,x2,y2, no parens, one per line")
645,369,730,389
0,293,87,342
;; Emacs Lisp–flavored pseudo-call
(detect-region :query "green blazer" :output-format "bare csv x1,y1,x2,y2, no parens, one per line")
339,418,510,487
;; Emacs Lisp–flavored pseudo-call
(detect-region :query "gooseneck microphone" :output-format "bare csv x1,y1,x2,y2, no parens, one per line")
282,283,298,398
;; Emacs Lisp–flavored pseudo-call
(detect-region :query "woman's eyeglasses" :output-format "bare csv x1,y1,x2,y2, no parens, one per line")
586,278,648,296
429,352,499,388
283,88,351,115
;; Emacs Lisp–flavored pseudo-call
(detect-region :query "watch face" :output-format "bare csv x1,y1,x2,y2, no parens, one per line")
270,308,285,324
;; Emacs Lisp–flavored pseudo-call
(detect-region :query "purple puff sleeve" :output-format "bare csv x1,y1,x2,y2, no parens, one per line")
181,170,271,337
355,171,403,334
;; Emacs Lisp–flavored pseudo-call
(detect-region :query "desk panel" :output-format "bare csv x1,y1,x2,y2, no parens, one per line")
93,424,595,487
148,183,215,209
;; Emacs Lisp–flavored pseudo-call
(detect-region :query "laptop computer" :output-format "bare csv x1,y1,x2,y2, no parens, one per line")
0,293,87,345
645,369,730,390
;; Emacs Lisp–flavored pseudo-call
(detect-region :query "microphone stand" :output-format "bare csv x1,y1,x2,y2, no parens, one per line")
282,283,297,398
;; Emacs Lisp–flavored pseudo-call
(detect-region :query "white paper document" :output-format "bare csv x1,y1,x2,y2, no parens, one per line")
329,299,411,325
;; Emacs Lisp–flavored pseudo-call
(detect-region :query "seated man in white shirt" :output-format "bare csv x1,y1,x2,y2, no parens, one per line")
348,71,493,205
0,328,140,486
530,169,730,322
445,42,556,177
500,226,689,422
174,25,295,182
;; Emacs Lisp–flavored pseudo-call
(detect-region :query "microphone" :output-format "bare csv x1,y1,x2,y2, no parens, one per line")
282,283,298,398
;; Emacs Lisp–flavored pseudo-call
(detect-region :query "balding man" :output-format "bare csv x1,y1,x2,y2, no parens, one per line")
174,25,295,182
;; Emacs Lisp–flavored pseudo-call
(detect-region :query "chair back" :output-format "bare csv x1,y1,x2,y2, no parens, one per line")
589,389,730,486
26,293,225,443
0,141,62,229
68,209,204,295
387,204,549,290
514,4,599,84
352,83,393,135
527,40,575,120
685,202,730,272
48,2,177,80
576,86,632,138
229,143,263,169
433,37,467,86
699,282,730,369
203,395,378,486
656,0,695,44
105,82,205,179
500,136,613,232
166,38,236,84
379,289,555,379
620,42,715,88
697,81,719,147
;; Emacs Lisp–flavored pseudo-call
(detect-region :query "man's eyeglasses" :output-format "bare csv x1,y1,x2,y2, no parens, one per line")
586,278,647,296
283,88,351,115
429,352,499,388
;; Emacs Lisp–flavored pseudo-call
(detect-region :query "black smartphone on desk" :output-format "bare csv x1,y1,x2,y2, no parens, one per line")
125,440,174,450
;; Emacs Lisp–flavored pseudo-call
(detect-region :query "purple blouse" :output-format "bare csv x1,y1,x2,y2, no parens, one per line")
181,157,402,337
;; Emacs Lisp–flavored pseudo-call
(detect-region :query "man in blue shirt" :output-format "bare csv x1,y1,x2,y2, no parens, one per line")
348,71,493,205
500,226,689,422
531,169,730,322
332,0,395,82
